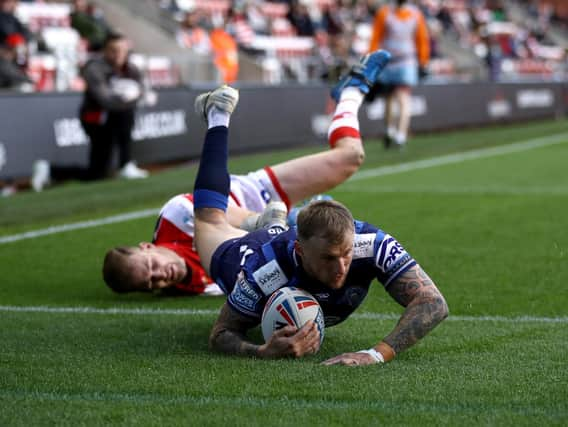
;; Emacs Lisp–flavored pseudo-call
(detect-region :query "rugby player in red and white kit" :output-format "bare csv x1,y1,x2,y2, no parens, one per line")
102,52,391,296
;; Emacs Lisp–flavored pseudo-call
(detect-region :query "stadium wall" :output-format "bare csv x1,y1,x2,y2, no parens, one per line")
0,82,566,180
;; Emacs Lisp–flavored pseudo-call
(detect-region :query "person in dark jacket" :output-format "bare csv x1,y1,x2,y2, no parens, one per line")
0,32,31,90
0,0,32,45
32,31,148,191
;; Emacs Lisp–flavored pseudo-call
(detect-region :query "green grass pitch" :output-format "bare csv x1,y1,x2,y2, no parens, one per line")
1,119,567,426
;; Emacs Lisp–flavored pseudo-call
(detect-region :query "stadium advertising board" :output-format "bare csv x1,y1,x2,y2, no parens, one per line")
0,83,565,180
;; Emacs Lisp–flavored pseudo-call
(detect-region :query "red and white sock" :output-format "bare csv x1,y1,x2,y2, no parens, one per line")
327,87,364,148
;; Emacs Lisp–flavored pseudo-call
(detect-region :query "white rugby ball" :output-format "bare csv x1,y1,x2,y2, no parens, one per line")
261,287,325,345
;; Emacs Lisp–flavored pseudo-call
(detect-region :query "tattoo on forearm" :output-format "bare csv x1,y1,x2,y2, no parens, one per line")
384,266,449,354
209,303,260,357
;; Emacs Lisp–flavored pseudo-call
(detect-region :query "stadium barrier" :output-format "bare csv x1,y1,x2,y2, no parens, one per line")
0,82,566,180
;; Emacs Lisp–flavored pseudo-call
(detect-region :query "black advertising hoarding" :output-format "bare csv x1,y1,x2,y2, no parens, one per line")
0,89,199,180
0,83,565,180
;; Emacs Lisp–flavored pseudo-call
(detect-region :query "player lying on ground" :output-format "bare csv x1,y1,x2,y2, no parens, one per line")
102,52,387,297
192,51,448,365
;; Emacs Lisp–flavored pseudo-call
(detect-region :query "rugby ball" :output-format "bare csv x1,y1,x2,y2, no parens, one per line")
261,287,325,346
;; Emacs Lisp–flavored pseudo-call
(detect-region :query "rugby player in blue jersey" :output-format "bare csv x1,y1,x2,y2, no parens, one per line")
193,51,448,365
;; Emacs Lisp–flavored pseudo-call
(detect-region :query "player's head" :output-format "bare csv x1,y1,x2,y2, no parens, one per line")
102,243,187,293
103,31,130,69
294,200,355,289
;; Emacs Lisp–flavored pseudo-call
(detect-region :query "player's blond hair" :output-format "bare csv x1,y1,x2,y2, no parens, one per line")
102,246,139,293
296,200,354,244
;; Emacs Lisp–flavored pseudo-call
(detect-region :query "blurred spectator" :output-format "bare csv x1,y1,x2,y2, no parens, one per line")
210,26,239,83
287,0,316,36
175,9,211,54
70,0,111,52
0,31,32,90
175,7,239,84
237,0,269,35
369,0,430,149
31,32,148,192
0,0,31,45
318,29,350,83
320,2,344,37
226,4,258,54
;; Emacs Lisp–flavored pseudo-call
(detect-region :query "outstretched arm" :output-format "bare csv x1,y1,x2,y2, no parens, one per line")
382,265,448,353
322,265,448,366
209,302,321,358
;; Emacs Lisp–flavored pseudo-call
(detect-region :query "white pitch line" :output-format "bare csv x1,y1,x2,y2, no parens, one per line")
1,305,567,324
1,132,567,246
336,185,568,196
0,208,159,245
349,132,568,182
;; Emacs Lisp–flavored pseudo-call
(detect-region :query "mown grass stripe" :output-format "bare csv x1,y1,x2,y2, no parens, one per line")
0,305,566,324
1,390,566,419
1,132,567,245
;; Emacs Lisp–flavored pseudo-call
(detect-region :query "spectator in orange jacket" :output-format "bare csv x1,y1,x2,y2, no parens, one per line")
369,0,429,148
210,28,239,84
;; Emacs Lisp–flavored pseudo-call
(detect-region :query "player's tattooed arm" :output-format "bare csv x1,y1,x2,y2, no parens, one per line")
383,265,449,354
209,302,320,359
209,302,261,357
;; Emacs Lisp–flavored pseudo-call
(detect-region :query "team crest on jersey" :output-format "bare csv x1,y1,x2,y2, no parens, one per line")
353,233,376,259
252,260,288,295
375,234,410,274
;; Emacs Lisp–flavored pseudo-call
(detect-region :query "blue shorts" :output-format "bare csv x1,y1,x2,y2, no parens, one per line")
379,63,418,87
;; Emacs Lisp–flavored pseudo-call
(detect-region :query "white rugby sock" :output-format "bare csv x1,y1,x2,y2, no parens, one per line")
208,106,230,129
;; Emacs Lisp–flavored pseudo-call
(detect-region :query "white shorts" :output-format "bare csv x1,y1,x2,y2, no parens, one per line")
229,167,288,213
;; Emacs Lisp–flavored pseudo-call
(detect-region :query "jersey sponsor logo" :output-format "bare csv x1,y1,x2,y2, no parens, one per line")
237,272,261,301
230,273,261,313
353,233,376,259
230,289,258,313
253,260,288,295
375,234,410,274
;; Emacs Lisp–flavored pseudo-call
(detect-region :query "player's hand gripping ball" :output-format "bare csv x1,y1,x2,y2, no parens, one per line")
261,287,325,346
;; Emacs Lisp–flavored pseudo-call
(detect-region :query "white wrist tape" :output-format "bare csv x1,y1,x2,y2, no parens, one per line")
357,348,384,364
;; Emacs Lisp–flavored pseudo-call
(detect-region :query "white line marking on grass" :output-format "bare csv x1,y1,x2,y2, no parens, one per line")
1,132,567,246
1,305,567,324
336,185,568,196
0,208,159,245
350,132,568,182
